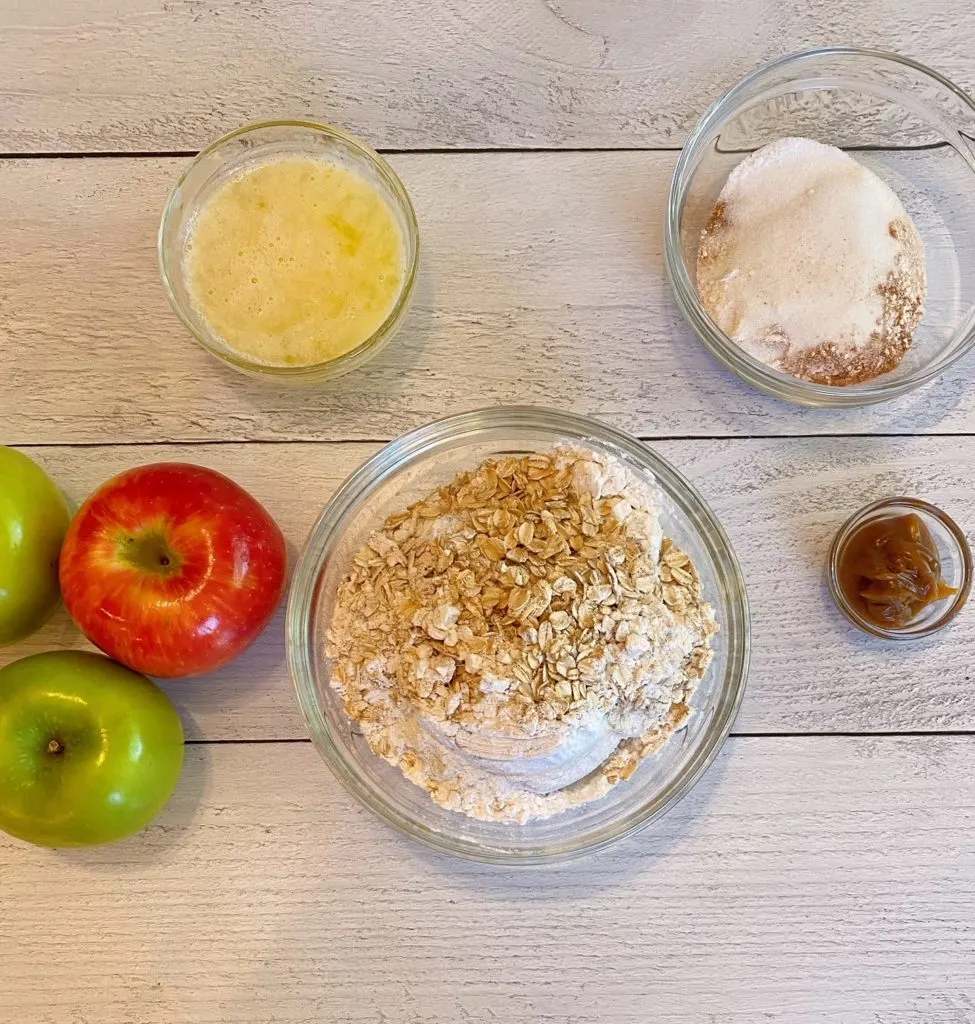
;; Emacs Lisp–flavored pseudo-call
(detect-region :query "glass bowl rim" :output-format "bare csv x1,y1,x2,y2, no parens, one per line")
665,46,975,408
826,495,973,639
285,405,751,864
157,117,420,381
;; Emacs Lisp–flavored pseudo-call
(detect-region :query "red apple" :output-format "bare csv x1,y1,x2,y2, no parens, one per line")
59,463,287,678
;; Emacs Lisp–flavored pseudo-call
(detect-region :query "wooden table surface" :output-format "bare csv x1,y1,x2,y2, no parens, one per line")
2,2,975,1022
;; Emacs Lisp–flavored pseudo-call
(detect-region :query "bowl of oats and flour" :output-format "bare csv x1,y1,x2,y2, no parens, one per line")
287,408,749,862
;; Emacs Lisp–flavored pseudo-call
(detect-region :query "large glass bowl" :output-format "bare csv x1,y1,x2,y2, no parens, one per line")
666,48,975,407
158,119,419,383
287,408,750,863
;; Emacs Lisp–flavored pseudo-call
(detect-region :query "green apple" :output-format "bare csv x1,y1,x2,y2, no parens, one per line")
0,651,184,847
0,447,72,646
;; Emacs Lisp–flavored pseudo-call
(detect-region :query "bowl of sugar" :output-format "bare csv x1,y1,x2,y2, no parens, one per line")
666,48,975,407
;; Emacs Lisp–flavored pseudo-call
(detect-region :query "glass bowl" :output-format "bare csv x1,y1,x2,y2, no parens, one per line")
158,119,419,382
287,407,750,863
666,48,975,407
827,496,971,639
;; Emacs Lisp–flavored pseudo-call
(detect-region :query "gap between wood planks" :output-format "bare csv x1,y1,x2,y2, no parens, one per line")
17,432,975,450
185,729,975,745
0,141,962,161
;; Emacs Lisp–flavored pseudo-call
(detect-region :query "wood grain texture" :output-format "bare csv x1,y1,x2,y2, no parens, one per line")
3,152,975,446
2,736,974,1023
1,0,974,152
5,437,973,740
4,5,974,1018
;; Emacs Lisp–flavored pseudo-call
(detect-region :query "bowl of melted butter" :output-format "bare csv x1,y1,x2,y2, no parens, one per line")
159,120,419,381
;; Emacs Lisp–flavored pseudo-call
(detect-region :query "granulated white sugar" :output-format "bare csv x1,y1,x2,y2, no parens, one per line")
697,137,926,386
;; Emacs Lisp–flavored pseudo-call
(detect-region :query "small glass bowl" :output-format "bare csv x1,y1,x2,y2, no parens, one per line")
827,497,972,639
286,407,750,863
158,119,419,382
666,48,975,407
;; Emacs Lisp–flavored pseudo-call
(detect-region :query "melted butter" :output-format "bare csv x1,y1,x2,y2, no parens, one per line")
185,156,405,367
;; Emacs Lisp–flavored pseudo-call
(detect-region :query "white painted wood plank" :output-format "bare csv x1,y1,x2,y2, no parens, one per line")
2,737,973,1023
3,437,973,740
3,152,975,445
1,0,974,152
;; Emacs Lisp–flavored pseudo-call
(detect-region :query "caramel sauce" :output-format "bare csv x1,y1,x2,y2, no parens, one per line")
838,512,956,628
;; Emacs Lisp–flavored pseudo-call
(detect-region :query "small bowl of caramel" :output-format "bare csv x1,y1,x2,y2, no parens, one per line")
828,497,972,640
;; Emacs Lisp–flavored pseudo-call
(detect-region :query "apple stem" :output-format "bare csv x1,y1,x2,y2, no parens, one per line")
117,531,181,577
47,738,64,755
